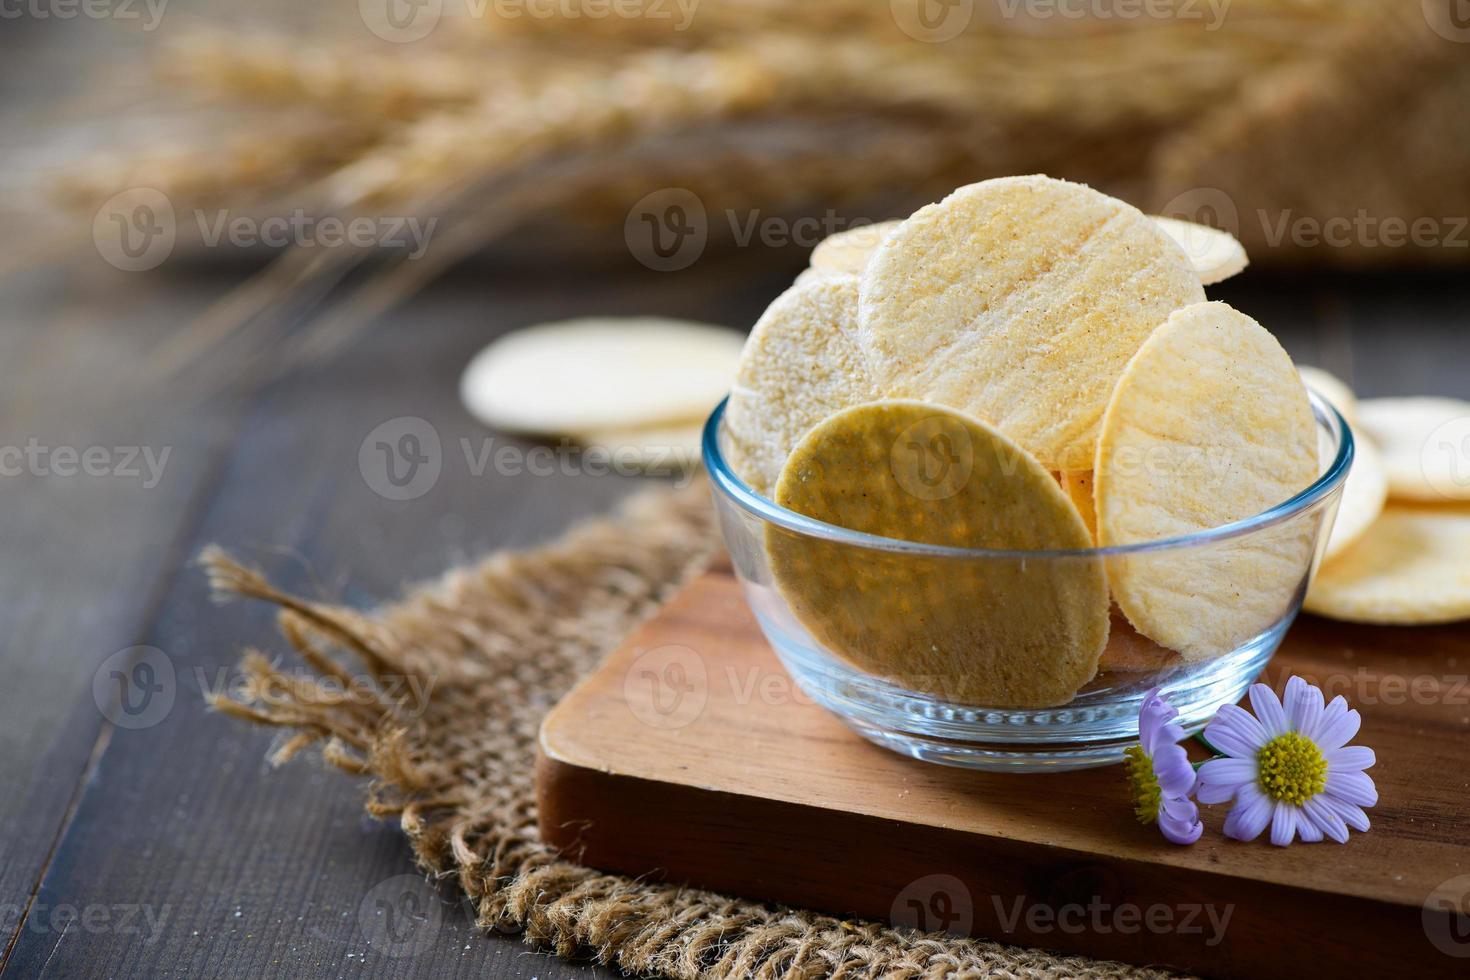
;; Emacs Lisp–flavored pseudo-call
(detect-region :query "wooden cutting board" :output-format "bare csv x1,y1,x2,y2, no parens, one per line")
536,559,1470,978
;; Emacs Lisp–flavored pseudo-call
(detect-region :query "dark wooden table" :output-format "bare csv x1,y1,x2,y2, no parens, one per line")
3,247,1465,980
4,17,1469,980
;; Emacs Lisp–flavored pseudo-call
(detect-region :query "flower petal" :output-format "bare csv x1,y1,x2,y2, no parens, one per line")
1294,808,1326,843
1196,760,1250,803
1314,704,1362,753
1309,695,1349,744
1269,802,1299,846
1146,719,1186,758
1160,794,1194,820
1327,745,1375,772
1205,704,1269,757
1249,683,1288,737
1158,799,1203,846
1326,769,1378,808
1320,794,1371,833
1302,797,1348,843
1223,786,1272,842
1152,743,1196,797
1284,675,1325,736
1196,757,1255,804
1138,690,1175,743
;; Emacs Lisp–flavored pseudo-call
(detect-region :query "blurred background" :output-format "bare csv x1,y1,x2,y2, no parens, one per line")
1,2,1468,976
4,1,1468,376
7,1,1470,318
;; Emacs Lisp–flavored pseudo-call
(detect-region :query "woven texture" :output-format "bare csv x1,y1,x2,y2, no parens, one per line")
203,481,1173,979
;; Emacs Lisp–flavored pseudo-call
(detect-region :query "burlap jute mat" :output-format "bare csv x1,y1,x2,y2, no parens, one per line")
202,481,1171,979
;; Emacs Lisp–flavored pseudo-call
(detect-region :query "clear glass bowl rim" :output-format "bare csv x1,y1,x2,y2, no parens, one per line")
703,390,1353,560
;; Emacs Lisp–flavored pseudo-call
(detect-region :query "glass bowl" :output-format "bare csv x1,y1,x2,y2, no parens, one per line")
703,392,1352,772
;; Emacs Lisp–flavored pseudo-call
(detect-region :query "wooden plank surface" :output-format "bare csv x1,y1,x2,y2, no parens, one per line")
0,267,257,962
538,565,1470,978
0,253,787,978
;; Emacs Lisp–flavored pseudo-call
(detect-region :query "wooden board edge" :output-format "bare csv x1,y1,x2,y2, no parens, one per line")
534,743,1442,979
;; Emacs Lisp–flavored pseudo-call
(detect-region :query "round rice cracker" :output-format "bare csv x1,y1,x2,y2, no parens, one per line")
808,220,903,276
724,277,877,496
1151,216,1249,286
1321,431,1387,563
1305,503,1470,625
767,400,1110,709
860,175,1205,472
1357,397,1470,502
1095,302,1319,661
1298,366,1359,427
460,317,743,435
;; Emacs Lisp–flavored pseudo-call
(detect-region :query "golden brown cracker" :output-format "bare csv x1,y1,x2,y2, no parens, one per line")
768,400,1109,708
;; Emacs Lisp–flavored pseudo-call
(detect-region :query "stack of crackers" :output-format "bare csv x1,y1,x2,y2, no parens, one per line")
727,174,1467,710
1301,387,1470,627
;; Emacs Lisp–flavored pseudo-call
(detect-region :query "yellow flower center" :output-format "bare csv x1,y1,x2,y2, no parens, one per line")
1256,732,1327,805
1123,745,1161,824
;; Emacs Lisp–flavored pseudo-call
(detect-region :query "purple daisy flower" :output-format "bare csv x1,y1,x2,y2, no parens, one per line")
1123,688,1203,845
1197,676,1376,846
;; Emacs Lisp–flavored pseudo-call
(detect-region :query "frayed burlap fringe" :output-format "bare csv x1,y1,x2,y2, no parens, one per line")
203,481,1168,979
